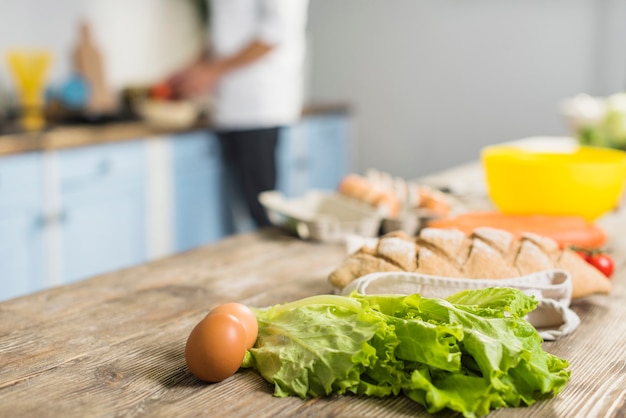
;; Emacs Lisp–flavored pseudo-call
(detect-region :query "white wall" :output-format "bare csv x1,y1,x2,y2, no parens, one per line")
307,0,626,179
0,0,83,95
2,1,624,180
0,0,203,94
82,0,204,88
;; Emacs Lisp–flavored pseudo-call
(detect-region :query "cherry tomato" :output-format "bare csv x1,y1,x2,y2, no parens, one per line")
586,253,614,278
573,247,615,279
150,82,173,100
575,251,588,261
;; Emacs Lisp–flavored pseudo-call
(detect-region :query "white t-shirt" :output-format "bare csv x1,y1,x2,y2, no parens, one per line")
209,0,309,130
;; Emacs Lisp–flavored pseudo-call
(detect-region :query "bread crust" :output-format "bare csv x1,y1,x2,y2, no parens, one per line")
328,227,611,299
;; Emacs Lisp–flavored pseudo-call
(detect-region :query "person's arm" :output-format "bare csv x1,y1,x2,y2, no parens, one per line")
173,39,274,97
214,39,274,73
173,0,296,97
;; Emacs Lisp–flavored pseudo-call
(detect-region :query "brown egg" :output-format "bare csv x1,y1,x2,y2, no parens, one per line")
338,174,372,201
208,303,258,349
374,192,401,218
184,312,247,382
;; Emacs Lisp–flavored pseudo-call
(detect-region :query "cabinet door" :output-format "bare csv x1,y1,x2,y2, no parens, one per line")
0,213,43,301
61,187,146,283
276,122,309,197
57,141,147,283
171,131,229,252
0,152,44,301
306,114,350,191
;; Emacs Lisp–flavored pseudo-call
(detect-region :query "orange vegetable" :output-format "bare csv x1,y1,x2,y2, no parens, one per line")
427,211,607,249
150,81,174,101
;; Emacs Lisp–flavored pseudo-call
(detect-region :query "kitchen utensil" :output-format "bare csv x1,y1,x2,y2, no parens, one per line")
136,99,199,130
5,49,52,131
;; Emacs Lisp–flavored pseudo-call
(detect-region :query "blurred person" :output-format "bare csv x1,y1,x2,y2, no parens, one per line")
171,0,310,228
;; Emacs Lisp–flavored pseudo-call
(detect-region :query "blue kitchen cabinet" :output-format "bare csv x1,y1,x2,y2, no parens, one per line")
0,152,45,301
276,122,309,197
170,131,230,252
0,110,352,297
276,112,351,197
305,113,350,191
57,140,147,283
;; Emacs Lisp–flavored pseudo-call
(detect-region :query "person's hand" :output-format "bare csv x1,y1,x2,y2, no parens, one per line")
170,60,223,98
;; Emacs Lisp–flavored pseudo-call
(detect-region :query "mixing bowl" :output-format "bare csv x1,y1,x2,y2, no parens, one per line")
481,144,626,221
136,99,199,130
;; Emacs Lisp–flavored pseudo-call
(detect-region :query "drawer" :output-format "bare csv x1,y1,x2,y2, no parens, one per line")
276,124,310,197
278,123,308,159
0,152,42,193
306,114,348,142
0,152,42,208
171,131,222,173
58,140,147,193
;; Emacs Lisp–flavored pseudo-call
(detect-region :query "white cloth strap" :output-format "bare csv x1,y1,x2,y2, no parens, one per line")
339,269,580,341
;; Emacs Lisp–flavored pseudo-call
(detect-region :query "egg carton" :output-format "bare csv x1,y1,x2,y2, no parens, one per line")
259,190,384,243
380,208,442,236
342,169,451,236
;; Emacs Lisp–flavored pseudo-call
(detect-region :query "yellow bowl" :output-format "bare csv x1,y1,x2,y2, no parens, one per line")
481,144,626,221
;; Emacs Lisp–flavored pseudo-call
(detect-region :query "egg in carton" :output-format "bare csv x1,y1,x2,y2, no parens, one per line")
337,170,452,236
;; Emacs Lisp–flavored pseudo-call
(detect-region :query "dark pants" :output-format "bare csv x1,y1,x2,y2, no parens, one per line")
217,127,279,228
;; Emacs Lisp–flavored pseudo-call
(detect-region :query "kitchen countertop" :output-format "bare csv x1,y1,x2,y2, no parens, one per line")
1,162,625,417
0,103,350,157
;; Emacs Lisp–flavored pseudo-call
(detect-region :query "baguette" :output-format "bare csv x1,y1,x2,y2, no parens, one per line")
328,227,611,299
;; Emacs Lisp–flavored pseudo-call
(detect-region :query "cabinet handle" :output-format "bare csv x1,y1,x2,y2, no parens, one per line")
35,213,45,228
37,210,67,227
98,160,112,175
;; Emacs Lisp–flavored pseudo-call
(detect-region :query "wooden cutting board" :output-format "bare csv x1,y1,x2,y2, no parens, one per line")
73,21,116,114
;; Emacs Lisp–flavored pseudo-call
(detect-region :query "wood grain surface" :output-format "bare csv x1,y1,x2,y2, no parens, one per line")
1,166,625,418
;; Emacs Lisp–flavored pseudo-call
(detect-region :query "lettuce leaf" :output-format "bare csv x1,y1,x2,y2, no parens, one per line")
241,288,570,418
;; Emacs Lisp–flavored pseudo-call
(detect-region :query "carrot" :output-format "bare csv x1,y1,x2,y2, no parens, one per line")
427,211,607,249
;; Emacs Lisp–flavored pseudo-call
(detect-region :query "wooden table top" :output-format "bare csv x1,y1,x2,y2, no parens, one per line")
1,163,625,418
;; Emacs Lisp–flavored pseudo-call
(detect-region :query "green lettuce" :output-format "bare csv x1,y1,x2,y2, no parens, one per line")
241,287,570,418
